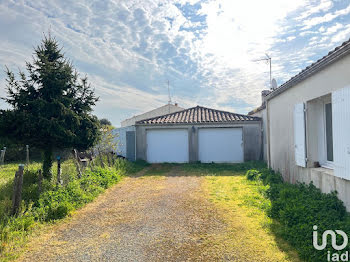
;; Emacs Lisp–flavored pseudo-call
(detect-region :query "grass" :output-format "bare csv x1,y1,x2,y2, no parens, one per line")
124,160,150,174
0,161,77,217
181,161,267,175
143,164,174,176
0,158,146,261
193,163,300,261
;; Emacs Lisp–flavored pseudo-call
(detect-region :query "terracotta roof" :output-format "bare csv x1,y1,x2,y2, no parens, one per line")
248,102,266,115
136,106,260,125
267,37,350,101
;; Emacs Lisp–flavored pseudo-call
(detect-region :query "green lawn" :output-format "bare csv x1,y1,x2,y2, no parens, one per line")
0,160,76,214
203,174,300,261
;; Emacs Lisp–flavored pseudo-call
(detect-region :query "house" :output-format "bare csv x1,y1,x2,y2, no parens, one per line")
114,103,184,160
249,38,350,209
121,104,184,127
135,106,262,163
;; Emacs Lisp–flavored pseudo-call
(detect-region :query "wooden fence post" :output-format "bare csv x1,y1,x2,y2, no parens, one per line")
57,156,62,185
38,169,43,194
3,147,6,164
26,145,30,166
11,164,24,216
97,148,105,168
112,152,115,166
106,152,111,167
0,150,3,166
0,147,6,165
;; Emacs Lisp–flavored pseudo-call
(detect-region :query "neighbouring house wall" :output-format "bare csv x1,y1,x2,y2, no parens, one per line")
113,126,136,158
135,122,262,162
267,54,350,209
121,104,184,127
250,108,267,161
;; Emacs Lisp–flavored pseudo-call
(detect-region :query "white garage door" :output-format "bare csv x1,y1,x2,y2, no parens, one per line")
198,128,243,163
146,129,189,163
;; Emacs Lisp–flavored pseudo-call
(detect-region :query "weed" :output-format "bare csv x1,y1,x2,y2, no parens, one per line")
0,158,140,260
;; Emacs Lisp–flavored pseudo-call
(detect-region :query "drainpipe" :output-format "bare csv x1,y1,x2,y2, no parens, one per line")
266,99,271,168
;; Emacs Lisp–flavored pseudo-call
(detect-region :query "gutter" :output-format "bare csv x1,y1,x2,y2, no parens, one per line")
135,120,262,127
266,38,350,102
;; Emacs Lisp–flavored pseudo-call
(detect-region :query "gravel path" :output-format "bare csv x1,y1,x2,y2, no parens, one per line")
19,168,227,262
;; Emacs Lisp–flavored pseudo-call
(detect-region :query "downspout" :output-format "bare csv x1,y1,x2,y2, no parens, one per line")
260,120,264,161
266,99,271,168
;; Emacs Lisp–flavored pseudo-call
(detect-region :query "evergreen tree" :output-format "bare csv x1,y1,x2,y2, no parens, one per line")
0,34,100,178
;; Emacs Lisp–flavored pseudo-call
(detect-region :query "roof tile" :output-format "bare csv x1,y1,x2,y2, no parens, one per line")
137,106,260,125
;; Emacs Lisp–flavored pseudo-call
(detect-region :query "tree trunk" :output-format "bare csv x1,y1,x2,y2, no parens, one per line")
42,148,53,179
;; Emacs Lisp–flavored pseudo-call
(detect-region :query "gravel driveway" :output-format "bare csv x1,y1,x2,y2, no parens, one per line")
19,168,227,262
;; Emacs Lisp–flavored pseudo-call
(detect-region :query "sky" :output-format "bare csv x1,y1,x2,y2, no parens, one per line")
1,0,350,126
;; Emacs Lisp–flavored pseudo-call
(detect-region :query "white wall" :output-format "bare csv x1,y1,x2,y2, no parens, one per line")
267,53,350,209
121,104,184,127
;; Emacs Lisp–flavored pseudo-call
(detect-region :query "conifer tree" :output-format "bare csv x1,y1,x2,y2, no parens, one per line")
0,34,100,178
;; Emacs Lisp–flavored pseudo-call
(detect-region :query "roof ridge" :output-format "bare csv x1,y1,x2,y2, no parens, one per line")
136,105,260,125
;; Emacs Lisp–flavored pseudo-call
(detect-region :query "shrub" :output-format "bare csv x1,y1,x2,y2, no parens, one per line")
245,169,261,181
246,167,350,261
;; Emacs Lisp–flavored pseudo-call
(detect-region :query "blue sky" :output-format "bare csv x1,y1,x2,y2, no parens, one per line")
1,0,350,126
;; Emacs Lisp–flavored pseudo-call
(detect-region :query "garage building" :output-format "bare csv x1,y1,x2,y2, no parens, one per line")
135,106,262,163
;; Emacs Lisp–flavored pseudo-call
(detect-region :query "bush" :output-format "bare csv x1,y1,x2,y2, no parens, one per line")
246,167,350,261
245,169,261,181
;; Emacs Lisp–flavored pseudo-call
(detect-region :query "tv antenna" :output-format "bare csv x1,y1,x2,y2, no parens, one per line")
271,78,277,90
167,80,172,104
253,53,272,89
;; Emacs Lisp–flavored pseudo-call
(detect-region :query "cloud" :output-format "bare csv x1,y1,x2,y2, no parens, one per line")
296,0,333,21
1,0,350,126
302,4,350,30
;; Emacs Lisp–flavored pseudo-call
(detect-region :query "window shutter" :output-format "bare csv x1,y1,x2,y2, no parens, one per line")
294,103,306,167
332,86,350,180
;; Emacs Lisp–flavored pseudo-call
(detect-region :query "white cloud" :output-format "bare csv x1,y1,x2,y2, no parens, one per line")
323,23,344,35
331,24,350,43
296,0,333,21
302,4,350,30
1,0,350,125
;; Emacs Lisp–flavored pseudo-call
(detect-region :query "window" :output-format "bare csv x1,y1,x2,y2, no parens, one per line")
306,94,333,169
325,103,333,162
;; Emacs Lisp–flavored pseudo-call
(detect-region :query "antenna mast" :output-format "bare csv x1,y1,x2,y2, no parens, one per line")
167,80,172,104
252,53,272,89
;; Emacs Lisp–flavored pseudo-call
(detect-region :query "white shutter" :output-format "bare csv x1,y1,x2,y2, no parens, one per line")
332,86,350,180
294,103,306,167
